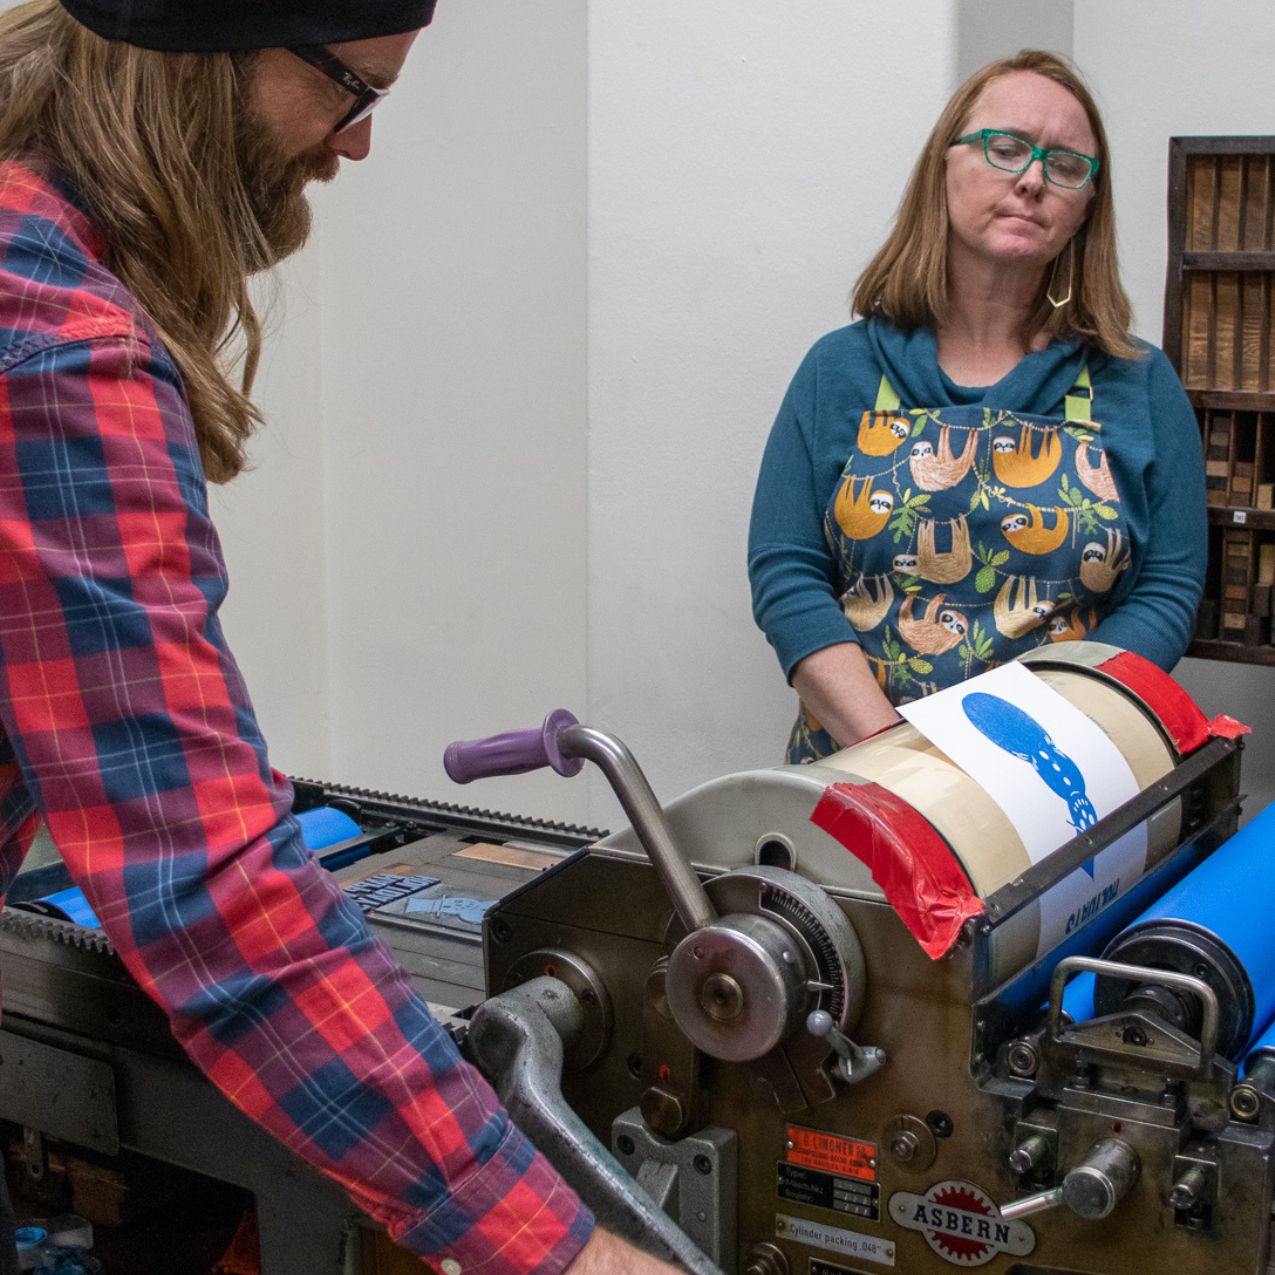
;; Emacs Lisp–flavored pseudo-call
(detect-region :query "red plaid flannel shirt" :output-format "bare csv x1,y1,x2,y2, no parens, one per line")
0,161,592,1272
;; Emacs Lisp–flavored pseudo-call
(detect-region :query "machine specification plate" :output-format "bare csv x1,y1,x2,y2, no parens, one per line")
778,1162,880,1221
786,1125,877,1181
775,1214,895,1268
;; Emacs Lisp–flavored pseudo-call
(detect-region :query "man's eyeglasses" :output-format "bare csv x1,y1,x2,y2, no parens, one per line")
950,129,1099,190
288,45,390,134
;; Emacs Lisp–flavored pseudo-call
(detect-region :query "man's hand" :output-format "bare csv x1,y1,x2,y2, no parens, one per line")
565,1228,688,1273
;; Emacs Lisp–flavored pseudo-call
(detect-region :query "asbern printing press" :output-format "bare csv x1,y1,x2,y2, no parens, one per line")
1,642,1273,1275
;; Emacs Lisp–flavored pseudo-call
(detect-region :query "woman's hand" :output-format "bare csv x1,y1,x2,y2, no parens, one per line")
791,643,901,749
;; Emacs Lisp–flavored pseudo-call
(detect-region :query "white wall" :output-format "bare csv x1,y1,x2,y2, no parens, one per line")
1074,0,1275,818
22,0,1258,836
956,0,1074,79
308,1,592,824
585,3,958,820
212,256,331,781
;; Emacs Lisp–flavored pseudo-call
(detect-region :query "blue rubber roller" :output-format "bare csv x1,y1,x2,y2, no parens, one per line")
23,806,366,931
1242,1015,1275,1078
295,806,363,852
1061,969,1096,1024
1094,801,1275,1061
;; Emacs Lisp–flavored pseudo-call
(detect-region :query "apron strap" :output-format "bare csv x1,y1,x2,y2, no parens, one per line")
1064,362,1095,425
877,366,1095,421
875,374,901,413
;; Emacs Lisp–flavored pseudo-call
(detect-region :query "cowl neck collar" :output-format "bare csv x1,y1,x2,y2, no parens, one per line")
866,317,1092,414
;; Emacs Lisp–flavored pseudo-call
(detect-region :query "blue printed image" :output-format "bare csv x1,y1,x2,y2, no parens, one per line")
961,691,1098,874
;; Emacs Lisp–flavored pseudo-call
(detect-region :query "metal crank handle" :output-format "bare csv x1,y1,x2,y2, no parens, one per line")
999,1187,1064,1221
444,713,716,934
1000,1138,1139,1224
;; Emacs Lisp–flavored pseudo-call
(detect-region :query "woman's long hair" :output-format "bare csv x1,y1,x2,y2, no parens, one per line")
0,0,280,481
853,50,1136,360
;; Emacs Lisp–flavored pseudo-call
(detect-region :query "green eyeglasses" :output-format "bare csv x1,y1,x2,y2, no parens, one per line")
950,129,1099,190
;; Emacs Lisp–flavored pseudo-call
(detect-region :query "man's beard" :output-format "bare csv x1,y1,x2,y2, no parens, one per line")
235,109,340,271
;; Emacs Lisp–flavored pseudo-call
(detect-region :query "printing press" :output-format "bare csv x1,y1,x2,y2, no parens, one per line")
1,641,1274,1274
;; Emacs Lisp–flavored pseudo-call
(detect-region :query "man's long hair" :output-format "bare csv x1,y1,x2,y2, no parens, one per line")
0,0,279,482
853,50,1136,360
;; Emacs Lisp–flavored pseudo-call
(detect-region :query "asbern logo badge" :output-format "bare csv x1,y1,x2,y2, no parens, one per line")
890,1180,1035,1266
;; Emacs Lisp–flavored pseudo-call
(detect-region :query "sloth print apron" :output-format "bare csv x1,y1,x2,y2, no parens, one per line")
788,364,1131,764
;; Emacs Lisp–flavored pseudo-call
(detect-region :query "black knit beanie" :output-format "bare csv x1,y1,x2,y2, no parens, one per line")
58,0,437,52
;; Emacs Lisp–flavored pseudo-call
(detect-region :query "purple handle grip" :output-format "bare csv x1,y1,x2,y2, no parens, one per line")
444,709,584,784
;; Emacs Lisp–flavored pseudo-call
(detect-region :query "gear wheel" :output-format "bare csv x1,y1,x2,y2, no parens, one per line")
927,1183,997,1266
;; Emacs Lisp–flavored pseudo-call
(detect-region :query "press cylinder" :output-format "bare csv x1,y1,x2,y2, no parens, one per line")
1094,801,1275,1061
813,642,1186,985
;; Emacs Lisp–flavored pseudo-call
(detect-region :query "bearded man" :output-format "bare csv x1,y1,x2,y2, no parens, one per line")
0,4,679,1272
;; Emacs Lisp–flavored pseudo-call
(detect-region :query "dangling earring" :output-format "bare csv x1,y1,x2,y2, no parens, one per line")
1047,239,1075,309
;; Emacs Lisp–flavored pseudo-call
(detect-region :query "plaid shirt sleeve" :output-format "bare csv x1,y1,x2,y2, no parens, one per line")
0,322,594,1271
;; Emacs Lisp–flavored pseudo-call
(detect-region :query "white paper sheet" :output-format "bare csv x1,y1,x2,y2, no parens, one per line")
899,662,1146,954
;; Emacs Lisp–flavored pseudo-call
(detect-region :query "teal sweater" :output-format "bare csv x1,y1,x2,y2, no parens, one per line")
748,318,1207,681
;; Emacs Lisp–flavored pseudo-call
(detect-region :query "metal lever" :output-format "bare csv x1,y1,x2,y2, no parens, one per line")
467,977,724,1274
806,1010,886,1083
1000,1137,1139,1223
445,712,716,934
999,1187,1063,1221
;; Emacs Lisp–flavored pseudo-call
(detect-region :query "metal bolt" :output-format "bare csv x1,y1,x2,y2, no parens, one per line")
890,1132,919,1164
693,1154,713,1176
640,1085,686,1139
1009,1134,1049,1176
1169,1165,1208,1210
700,972,744,1022
616,1134,636,1156
1123,1024,1148,1046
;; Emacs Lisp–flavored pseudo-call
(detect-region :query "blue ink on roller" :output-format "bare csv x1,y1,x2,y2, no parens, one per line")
962,691,1098,872
296,805,376,871
25,886,101,928
296,806,363,852
24,806,367,931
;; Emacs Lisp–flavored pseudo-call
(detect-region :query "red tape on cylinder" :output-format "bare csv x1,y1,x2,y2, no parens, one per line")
1096,651,1249,752
810,781,983,960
